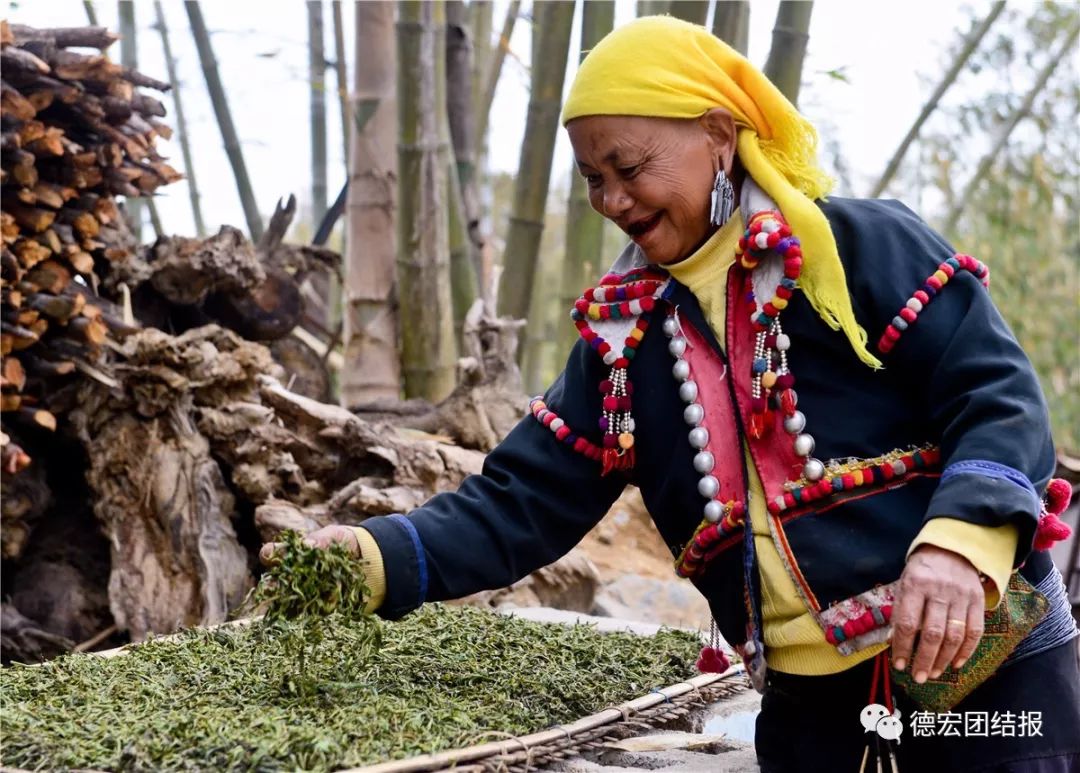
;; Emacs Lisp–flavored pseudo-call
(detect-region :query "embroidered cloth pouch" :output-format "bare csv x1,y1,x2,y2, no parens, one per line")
890,572,1049,713
817,581,900,655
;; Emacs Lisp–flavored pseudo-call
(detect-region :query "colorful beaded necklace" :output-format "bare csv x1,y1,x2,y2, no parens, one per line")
571,268,666,475
735,211,824,483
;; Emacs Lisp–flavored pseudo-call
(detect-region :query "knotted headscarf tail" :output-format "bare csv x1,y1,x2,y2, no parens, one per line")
562,15,881,369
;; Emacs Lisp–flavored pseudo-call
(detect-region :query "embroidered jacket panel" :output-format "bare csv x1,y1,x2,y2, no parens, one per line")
360,197,1057,652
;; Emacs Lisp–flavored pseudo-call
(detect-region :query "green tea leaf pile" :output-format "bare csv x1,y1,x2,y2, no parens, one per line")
252,530,372,623
2,533,703,771
247,529,376,694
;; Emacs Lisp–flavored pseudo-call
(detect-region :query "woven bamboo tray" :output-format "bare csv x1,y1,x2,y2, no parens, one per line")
11,614,748,772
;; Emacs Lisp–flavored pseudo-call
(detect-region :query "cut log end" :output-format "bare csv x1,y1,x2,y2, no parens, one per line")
20,406,57,431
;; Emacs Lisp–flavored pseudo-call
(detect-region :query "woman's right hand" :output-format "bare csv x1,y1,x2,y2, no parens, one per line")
258,525,362,566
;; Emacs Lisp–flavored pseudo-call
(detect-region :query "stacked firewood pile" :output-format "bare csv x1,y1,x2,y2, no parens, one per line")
1,20,177,477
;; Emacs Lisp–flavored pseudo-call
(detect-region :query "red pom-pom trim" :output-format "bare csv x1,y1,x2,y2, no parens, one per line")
1045,478,1072,515
1034,513,1072,551
696,646,731,674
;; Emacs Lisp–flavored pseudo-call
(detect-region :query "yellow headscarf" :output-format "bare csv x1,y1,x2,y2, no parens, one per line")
562,16,880,369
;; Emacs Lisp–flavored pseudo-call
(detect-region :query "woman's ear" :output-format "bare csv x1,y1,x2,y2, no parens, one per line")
701,107,737,175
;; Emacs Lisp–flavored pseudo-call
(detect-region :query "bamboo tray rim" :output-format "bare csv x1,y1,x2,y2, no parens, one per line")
340,668,747,773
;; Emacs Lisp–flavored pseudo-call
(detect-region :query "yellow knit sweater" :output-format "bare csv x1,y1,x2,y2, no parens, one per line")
665,211,1018,675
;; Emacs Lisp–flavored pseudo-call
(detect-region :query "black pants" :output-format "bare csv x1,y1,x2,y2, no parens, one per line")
755,637,1080,773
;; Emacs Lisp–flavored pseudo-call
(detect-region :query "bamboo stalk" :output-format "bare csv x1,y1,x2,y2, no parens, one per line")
636,0,669,16
155,0,206,236
331,0,350,165
184,1,264,239
447,153,478,339
445,0,483,274
118,0,144,242
473,0,520,159
83,2,99,29
468,0,493,126
763,1,813,105
341,0,400,406
466,0,493,247
309,0,328,226
945,18,1080,223
326,0,350,339
497,0,575,323
668,0,708,25
397,0,457,401
557,0,614,363
870,1,1006,198
445,0,478,343
445,0,475,191
712,1,749,54
445,0,480,327
516,1,578,386
146,197,163,237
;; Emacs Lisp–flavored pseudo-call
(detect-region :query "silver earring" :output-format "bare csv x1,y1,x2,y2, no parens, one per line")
710,168,735,226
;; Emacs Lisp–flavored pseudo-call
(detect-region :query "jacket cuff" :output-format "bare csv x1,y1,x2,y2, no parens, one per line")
349,526,387,614
906,518,1019,609
926,460,1040,567
354,514,428,620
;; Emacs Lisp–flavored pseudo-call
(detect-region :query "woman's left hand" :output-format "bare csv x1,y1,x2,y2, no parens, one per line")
891,544,986,683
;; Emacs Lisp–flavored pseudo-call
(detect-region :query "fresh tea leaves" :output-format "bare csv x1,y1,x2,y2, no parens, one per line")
246,529,377,695
250,529,371,624
1,605,702,771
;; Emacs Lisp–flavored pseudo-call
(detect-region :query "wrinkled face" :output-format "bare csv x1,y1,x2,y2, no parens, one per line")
567,113,732,265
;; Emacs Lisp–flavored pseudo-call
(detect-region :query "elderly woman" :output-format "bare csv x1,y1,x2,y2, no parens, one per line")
263,16,1079,773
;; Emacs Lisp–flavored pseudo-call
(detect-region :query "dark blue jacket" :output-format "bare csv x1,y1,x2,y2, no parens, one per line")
360,197,1057,653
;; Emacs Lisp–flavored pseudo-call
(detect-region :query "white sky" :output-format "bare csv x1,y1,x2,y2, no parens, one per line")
6,0,992,238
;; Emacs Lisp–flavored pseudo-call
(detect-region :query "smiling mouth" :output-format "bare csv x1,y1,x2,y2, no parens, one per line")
627,212,663,239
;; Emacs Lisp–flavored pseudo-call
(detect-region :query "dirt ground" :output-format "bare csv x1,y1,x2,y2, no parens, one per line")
578,488,679,582
576,488,713,630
